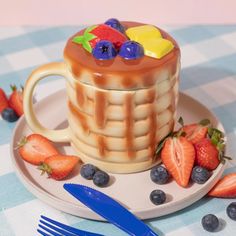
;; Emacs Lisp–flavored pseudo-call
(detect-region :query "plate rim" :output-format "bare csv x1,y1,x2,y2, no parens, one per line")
10,89,227,221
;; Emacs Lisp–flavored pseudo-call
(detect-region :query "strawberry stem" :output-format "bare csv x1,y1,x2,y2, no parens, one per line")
20,85,24,92
199,118,210,126
155,132,173,156
10,84,17,92
38,163,52,176
223,155,232,160
178,116,184,127
15,136,28,149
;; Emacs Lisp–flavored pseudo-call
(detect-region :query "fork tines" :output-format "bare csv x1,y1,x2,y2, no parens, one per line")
37,215,103,236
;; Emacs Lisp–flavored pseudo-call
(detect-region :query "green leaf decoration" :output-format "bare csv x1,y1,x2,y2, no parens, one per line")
84,33,97,41
85,25,98,34
83,41,92,53
72,36,84,44
72,25,98,53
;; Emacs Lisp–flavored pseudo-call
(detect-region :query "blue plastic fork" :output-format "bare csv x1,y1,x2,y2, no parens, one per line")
37,215,104,236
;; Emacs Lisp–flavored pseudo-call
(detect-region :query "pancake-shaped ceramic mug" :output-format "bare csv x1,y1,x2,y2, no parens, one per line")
23,21,180,173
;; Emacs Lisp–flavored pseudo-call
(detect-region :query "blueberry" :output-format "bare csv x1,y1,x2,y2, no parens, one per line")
80,164,98,180
119,41,144,60
93,170,110,187
191,166,211,184
104,18,125,33
227,202,236,220
92,40,117,60
150,189,166,205
1,108,19,122
201,214,219,232
150,165,170,184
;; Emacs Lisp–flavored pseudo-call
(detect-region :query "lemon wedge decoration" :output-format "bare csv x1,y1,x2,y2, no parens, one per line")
141,38,174,59
126,25,174,59
126,25,162,42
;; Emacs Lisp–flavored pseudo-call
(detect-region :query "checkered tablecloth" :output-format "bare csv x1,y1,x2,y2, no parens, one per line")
0,25,236,236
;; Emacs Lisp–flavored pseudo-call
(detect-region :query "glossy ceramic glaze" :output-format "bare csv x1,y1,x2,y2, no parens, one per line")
63,22,180,172
23,21,180,173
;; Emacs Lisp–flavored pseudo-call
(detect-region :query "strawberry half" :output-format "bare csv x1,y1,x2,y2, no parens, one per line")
18,134,59,165
208,173,236,198
161,136,195,187
194,138,220,170
0,88,9,113
179,117,210,144
39,155,79,180
73,24,127,52
9,85,24,116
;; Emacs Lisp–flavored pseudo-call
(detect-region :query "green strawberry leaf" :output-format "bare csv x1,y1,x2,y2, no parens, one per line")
155,132,173,155
83,41,92,53
84,33,97,41
178,116,184,127
72,36,85,44
199,118,210,126
85,25,97,34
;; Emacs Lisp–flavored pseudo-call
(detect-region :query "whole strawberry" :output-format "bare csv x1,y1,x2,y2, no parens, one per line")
0,88,9,113
195,127,230,170
195,138,219,170
9,85,24,116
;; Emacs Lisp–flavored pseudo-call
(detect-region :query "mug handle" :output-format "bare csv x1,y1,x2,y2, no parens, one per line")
24,62,70,142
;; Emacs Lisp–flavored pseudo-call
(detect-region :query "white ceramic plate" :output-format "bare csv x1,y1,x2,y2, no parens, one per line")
10,90,226,221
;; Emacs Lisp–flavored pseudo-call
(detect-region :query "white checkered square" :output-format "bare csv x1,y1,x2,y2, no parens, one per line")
6,48,48,71
4,199,68,236
181,44,207,68
201,77,236,106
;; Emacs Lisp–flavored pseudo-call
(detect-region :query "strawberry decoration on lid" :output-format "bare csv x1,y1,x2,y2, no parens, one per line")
72,24,128,53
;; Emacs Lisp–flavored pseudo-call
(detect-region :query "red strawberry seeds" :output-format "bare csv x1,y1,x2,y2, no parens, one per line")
18,134,59,165
208,173,236,198
161,136,195,187
9,85,24,116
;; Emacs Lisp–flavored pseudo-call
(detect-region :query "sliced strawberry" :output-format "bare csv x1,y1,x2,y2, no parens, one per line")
73,24,127,52
89,24,127,49
195,138,220,170
161,136,195,187
18,134,59,165
208,173,236,198
0,88,9,113
39,155,79,180
8,85,24,116
183,124,208,144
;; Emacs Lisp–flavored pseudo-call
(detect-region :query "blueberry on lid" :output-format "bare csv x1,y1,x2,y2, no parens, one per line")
92,40,117,60
104,18,125,33
119,41,144,60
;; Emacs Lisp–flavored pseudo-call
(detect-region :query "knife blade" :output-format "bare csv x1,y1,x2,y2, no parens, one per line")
64,184,158,236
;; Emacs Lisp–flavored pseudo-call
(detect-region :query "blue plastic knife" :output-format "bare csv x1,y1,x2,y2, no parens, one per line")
64,184,158,236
